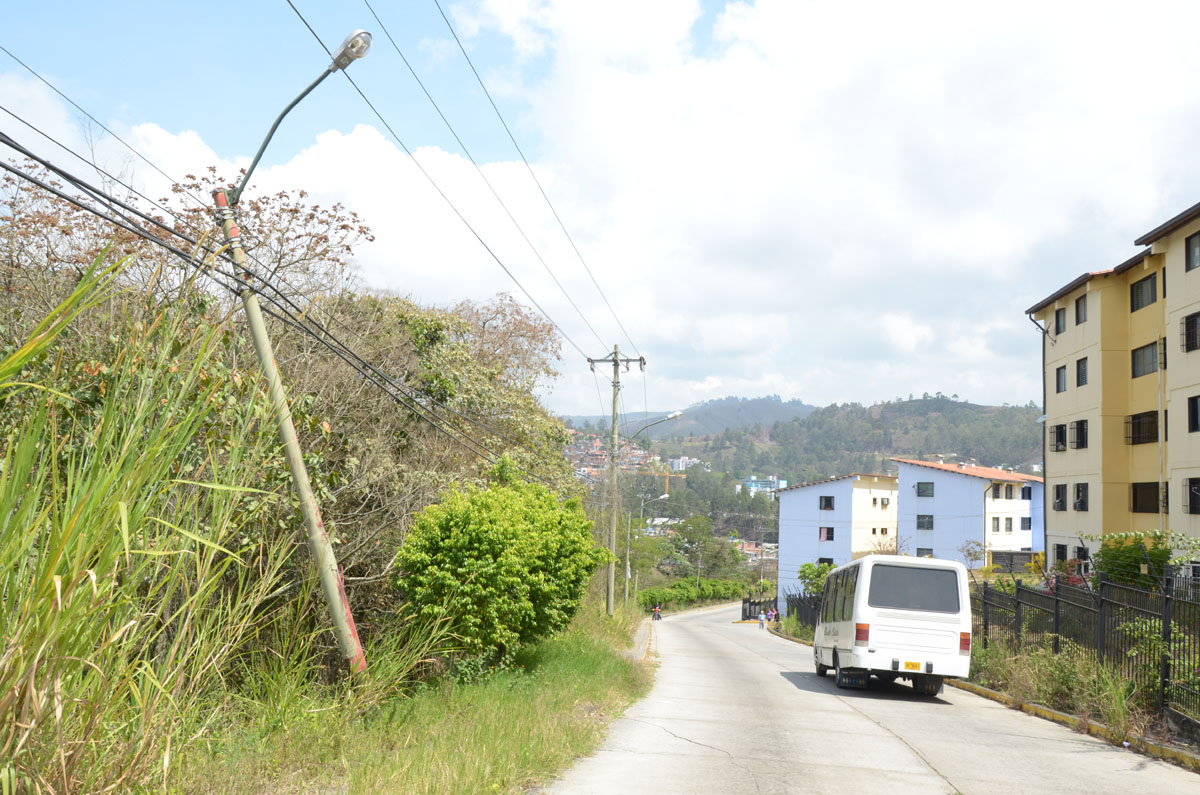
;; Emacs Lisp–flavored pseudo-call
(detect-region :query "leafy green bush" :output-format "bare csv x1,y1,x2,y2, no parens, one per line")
637,578,744,610
394,458,602,661
1092,534,1170,588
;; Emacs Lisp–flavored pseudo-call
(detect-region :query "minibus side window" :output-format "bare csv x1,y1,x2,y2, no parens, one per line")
842,566,858,621
821,575,835,622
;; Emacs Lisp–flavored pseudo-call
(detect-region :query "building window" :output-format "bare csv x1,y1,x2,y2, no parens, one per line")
992,517,1000,533
1021,485,1032,500
1131,273,1157,312
916,548,933,558
916,482,934,497
1191,396,1200,433
1050,424,1067,451
1074,483,1089,511
1184,478,1200,514
1132,341,1158,378
881,497,889,508
1005,484,1014,499
819,496,834,510
1130,482,1160,513
1021,517,1032,530
1075,294,1087,324
1005,517,1013,532
1075,546,1091,561
819,526,834,541
1055,307,1066,334
1069,419,1088,449
818,557,833,566
872,527,877,535
1052,484,1067,511
872,497,878,506
1056,366,1067,393
1076,357,1088,386
1054,543,1068,563
1125,411,1157,444
881,527,888,535
1183,312,1200,353
1189,231,1200,272
992,484,1001,499
916,514,934,530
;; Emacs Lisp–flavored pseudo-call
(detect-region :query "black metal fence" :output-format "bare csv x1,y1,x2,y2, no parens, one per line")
975,574,1200,722
783,591,821,626
742,594,778,621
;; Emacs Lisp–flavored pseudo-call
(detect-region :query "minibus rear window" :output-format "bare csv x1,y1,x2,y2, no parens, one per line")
867,564,960,613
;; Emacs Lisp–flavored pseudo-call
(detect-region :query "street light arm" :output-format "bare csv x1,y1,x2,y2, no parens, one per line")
230,66,335,206
621,410,683,448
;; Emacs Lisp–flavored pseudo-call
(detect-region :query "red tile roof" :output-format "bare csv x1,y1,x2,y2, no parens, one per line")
775,472,896,494
891,458,1043,483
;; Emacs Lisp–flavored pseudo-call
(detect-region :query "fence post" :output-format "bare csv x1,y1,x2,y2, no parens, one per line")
1052,574,1061,654
1160,573,1174,715
982,581,990,650
1014,582,1024,646
1095,573,1107,663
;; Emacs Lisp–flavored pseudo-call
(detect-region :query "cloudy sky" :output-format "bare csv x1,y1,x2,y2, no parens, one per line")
5,1,1200,418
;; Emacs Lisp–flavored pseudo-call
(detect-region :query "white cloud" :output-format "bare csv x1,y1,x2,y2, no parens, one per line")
8,1,1200,419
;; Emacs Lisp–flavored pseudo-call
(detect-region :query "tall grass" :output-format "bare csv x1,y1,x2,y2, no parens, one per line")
0,258,299,791
173,600,650,794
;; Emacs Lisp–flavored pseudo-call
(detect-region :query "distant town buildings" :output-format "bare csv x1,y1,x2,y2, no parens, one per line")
668,455,703,472
563,432,665,485
775,473,897,603
736,474,787,500
1028,199,1200,576
893,458,1044,568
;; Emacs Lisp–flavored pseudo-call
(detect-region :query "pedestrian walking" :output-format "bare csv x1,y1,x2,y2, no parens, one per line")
758,610,766,629
653,605,662,621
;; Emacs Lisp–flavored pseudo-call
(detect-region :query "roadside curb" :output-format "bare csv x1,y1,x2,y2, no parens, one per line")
945,679,1200,774
767,628,1199,774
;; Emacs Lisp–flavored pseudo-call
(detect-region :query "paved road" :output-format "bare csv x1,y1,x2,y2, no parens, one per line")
549,604,1198,794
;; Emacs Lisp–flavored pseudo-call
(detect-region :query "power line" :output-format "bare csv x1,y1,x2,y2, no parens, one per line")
281,0,593,361
428,0,642,357
362,0,608,353
0,91,573,482
0,143,561,487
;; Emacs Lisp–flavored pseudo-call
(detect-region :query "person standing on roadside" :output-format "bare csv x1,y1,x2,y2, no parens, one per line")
758,609,766,629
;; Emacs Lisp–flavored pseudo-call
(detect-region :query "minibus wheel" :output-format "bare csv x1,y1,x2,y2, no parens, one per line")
833,652,849,688
913,675,943,696
814,647,830,677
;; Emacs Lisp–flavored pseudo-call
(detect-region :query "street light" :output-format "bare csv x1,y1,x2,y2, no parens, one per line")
211,31,372,674
625,492,669,604
230,30,372,206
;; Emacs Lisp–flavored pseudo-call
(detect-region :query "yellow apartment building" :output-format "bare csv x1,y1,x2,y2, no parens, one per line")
1028,200,1200,575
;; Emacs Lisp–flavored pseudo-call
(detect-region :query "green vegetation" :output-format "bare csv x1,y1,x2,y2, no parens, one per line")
567,395,816,439
779,612,815,642
1,164,608,791
795,562,834,596
1091,534,1172,587
395,458,602,663
970,639,1148,740
637,578,747,610
173,601,651,794
656,396,1041,485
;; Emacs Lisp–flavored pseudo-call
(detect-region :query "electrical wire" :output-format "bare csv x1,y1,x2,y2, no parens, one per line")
281,0,593,362
0,144,561,487
362,0,608,353
427,0,642,357
0,97,573,482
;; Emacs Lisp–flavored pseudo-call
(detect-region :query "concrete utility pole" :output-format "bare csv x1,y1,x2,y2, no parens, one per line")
589,345,645,617
209,30,373,674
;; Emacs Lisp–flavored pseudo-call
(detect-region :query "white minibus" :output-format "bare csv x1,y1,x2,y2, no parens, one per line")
812,554,971,696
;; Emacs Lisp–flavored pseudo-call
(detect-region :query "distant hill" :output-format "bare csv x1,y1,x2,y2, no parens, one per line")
563,395,818,441
653,395,1041,483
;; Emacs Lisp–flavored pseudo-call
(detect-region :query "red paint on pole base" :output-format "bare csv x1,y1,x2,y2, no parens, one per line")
338,565,367,674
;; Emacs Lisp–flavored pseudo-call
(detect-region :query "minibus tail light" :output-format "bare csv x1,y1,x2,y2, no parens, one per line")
959,632,971,655
855,623,869,646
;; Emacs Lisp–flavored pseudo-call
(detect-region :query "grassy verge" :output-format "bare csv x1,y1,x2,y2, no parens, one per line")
173,602,651,793
777,613,814,642
969,639,1150,739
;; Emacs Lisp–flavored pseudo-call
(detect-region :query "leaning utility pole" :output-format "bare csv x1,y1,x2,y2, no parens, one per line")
214,190,366,674
589,345,645,617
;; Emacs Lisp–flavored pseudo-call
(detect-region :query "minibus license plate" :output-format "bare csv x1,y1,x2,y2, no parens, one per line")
904,661,921,671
